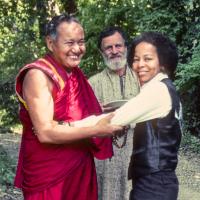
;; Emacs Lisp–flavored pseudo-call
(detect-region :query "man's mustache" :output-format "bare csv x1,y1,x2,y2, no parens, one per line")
109,54,122,59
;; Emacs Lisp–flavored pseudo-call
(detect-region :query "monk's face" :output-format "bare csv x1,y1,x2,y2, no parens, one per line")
47,21,86,70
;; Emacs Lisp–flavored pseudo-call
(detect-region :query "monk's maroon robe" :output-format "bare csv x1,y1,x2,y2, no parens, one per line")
15,54,113,199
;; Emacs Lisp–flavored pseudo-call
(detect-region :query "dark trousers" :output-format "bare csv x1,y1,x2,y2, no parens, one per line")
129,171,179,200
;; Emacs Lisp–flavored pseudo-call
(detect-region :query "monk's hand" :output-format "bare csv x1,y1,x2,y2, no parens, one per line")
95,113,123,137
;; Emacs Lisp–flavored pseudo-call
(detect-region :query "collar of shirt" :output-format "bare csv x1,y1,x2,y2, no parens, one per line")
141,72,169,89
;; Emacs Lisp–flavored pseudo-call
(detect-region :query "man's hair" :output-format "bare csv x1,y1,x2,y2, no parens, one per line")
128,32,178,80
45,14,80,40
98,26,128,50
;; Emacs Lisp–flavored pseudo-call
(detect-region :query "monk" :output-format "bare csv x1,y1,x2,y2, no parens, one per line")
14,14,122,200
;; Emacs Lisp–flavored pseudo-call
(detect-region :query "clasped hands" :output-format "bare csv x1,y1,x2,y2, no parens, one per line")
95,113,129,138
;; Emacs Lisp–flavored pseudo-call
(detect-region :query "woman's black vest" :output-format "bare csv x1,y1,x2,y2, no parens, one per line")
128,78,182,179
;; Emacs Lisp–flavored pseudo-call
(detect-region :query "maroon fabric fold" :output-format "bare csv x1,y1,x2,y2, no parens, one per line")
14,54,113,198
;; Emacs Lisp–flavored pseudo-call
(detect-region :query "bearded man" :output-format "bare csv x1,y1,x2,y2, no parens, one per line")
89,27,140,200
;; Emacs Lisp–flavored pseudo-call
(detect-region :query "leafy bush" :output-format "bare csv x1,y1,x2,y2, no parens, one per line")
175,44,200,137
181,131,200,154
0,81,19,129
0,145,15,190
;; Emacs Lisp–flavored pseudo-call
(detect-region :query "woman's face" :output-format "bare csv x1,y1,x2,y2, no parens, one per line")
132,42,161,85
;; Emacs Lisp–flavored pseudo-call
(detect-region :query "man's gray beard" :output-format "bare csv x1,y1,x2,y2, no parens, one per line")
103,52,127,71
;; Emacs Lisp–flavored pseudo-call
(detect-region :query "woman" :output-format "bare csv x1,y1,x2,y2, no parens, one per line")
113,31,182,200
73,32,182,200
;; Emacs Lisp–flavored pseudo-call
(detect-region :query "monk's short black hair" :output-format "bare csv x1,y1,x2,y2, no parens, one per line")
98,26,128,50
128,32,178,80
45,14,80,39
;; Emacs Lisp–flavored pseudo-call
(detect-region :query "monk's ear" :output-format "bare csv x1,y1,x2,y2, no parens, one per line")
45,36,54,52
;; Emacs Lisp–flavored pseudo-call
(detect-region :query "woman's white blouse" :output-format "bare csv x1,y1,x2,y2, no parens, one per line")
74,73,172,127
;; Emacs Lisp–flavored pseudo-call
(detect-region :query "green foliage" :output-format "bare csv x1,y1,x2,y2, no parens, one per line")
181,130,200,154
176,45,200,91
0,0,46,127
76,0,190,75
0,145,15,189
175,44,200,137
0,82,19,128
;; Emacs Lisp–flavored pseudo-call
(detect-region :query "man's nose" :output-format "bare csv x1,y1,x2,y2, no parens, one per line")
111,46,118,54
